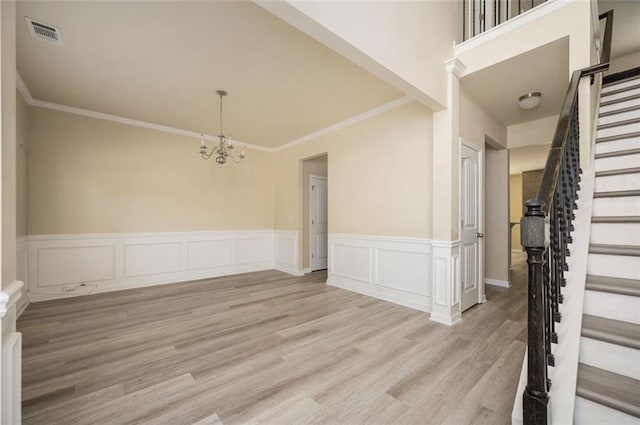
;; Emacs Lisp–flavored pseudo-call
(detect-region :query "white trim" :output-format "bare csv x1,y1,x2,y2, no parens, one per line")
16,73,33,103
0,282,24,319
511,248,523,254
444,58,466,77
454,0,577,55
485,278,511,288
273,96,413,152
16,73,413,155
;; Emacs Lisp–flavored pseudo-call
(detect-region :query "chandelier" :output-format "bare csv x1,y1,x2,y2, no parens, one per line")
199,89,245,165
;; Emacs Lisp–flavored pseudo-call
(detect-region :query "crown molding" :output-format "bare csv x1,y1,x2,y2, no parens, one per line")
16,73,414,154
444,58,466,78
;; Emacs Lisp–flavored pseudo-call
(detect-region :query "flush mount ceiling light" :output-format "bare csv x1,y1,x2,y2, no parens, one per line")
519,92,542,110
199,90,245,166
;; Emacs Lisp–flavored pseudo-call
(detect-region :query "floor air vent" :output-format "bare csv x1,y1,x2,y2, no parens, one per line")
25,17,62,45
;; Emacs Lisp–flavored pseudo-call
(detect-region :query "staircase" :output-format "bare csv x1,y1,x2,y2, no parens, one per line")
574,71,640,424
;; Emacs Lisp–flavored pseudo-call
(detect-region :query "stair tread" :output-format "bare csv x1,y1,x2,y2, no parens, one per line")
595,132,640,143
601,83,640,97
599,105,640,118
594,147,640,158
576,363,640,418
591,216,640,223
589,244,640,257
600,93,640,107
595,167,640,177
593,189,640,198
597,117,640,130
582,314,640,349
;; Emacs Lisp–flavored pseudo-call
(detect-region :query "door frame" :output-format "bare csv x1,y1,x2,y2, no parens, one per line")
309,175,328,271
459,137,486,308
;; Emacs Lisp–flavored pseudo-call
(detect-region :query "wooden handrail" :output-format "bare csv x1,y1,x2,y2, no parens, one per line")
521,9,614,425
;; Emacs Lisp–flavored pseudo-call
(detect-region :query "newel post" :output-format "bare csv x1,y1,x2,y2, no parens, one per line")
521,199,550,425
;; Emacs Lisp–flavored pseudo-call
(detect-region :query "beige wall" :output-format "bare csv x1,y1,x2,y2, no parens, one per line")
271,1,457,109
485,147,510,283
607,50,640,75
27,106,275,235
460,92,507,149
302,155,327,269
273,102,433,268
509,173,523,252
2,0,17,286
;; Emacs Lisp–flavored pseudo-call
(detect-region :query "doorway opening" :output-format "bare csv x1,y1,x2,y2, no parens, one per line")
302,154,328,272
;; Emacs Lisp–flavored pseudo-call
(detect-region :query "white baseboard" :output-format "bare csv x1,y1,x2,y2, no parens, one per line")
511,249,523,254
27,230,300,302
327,233,433,313
485,278,511,288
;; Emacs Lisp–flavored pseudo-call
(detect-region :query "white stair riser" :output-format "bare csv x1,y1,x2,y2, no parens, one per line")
590,222,640,245
594,173,640,192
598,109,640,126
592,196,640,216
595,137,640,154
599,98,640,114
579,336,640,380
594,153,640,172
596,122,640,139
583,290,640,324
587,253,640,280
574,396,640,425
601,86,640,101
602,77,640,93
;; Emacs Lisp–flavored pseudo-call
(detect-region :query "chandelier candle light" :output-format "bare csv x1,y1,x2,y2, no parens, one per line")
199,89,246,165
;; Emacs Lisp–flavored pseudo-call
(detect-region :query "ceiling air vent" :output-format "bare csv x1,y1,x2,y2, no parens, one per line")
25,17,62,45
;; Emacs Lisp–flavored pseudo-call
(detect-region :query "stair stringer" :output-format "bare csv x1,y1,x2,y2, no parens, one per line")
512,168,595,425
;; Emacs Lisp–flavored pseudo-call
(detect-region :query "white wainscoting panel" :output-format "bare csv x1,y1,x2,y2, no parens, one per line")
274,230,302,276
123,242,181,277
326,234,432,312
27,230,277,301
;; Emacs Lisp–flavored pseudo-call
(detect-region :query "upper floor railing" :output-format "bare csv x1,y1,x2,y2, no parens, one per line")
462,0,548,41
519,10,614,425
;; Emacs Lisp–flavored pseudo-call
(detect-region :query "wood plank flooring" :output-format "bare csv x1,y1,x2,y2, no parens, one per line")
19,262,528,425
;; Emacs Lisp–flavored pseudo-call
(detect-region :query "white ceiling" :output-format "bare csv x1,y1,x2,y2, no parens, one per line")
16,1,402,148
599,0,640,59
510,144,550,175
461,37,569,127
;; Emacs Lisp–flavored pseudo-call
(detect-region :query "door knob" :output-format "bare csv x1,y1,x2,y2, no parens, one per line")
477,232,484,238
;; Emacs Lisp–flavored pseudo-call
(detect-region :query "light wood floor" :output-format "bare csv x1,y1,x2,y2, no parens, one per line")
19,263,527,425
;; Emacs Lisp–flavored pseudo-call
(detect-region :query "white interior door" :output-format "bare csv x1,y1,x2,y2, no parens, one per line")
460,142,484,312
310,176,328,271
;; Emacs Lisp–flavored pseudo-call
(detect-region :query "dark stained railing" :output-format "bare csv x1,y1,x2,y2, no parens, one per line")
520,10,614,425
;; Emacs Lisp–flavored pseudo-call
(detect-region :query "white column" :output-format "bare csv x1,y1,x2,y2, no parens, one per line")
431,58,465,326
